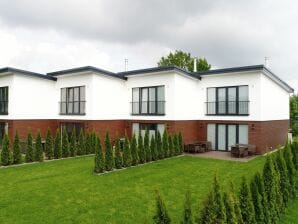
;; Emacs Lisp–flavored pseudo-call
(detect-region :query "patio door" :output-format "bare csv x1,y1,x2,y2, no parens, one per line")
228,125,237,151
217,124,226,150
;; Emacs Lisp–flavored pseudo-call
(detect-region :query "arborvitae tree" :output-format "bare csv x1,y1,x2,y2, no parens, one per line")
239,176,256,224
284,144,296,198
229,182,243,224
272,153,284,216
25,131,34,163
223,192,237,224
275,150,290,209
263,155,279,223
69,128,77,157
197,191,214,224
12,131,22,164
212,174,226,223
250,177,264,223
77,129,85,155
144,129,151,162
61,128,69,158
53,129,62,159
173,134,179,156
253,172,270,224
178,132,183,154
35,131,44,162
138,133,146,164
122,134,132,167
85,133,91,154
104,132,114,171
150,135,157,161
291,141,298,169
130,133,139,165
162,129,169,158
182,191,193,224
44,128,53,160
91,132,97,154
114,137,123,169
168,135,174,157
94,136,105,173
1,134,11,166
156,131,163,159
153,191,171,224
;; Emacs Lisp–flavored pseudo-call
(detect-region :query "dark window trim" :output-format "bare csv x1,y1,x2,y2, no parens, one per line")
60,86,86,115
0,86,8,115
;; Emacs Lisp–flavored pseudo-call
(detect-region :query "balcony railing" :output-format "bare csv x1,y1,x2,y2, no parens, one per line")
206,101,249,115
59,101,86,115
131,101,165,115
0,101,8,115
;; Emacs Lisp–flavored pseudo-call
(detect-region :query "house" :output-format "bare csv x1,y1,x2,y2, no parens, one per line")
0,64,294,154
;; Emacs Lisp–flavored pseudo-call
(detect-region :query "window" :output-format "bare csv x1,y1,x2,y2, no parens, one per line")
131,86,165,115
206,86,249,115
60,86,85,115
132,123,165,139
0,87,8,115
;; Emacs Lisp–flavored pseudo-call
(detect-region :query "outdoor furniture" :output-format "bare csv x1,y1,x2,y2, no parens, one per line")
184,141,212,153
231,144,249,157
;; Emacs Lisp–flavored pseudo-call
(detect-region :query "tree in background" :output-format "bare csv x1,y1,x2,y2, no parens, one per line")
53,129,62,159
173,134,179,155
283,145,296,197
69,128,77,157
1,134,11,166
290,94,298,136
130,133,139,165
153,191,171,224
138,133,145,164
114,137,123,169
85,133,91,155
104,132,114,171
61,128,69,158
12,131,22,164
122,133,132,167
44,128,53,160
144,129,151,162
182,191,193,224
162,130,169,158
178,132,184,154
168,135,174,157
156,131,163,159
35,131,44,162
157,50,211,72
150,135,157,161
238,176,255,224
94,136,105,173
25,130,34,163
77,129,85,155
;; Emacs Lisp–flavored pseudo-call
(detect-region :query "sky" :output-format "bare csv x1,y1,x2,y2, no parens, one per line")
0,0,297,92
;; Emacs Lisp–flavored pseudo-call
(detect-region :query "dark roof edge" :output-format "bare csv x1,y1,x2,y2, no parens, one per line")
0,67,56,81
263,67,294,93
47,66,126,80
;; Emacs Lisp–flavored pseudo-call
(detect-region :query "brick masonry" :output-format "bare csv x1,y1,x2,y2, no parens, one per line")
0,119,289,154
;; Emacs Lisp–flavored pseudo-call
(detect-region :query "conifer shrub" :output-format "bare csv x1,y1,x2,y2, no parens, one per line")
229,182,243,224
85,133,91,155
61,127,69,158
138,133,145,164
35,131,44,162
272,153,284,216
25,130,34,163
94,136,105,173
173,134,179,156
104,132,114,171
130,133,139,165
153,191,171,224
182,191,193,224
250,177,264,223
91,132,97,154
178,132,183,154
162,129,169,158
77,129,85,155
144,129,151,162
122,133,132,167
150,135,157,161
69,128,77,157
114,137,123,169
44,128,53,160
238,176,256,224
1,134,11,166
53,129,62,159
168,135,173,157
12,131,22,164
223,191,237,224
156,131,163,159
197,191,214,224
291,140,298,169
283,144,297,197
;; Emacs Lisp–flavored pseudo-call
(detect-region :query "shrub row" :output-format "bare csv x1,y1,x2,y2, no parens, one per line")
153,141,298,224
94,130,183,173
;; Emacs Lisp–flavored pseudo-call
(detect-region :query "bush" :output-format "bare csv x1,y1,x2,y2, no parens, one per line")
156,131,163,159
173,134,179,156
90,132,97,154
178,132,183,154
229,182,243,224
138,133,145,164
291,140,298,169
150,135,157,161
223,191,237,224
130,133,139,165
25,131,34,163
284,144,297,197
12,131,22,164
104,132,114,171
61,128,69,158
162,130,169,158
35,131,44,162
122,134,132,167
238,176,255,224
168,135,173,157
1,134,11,166
182,191,193,224
44,128,53,160
144,129,151,162
272,153,284,216
153,191,171,224
77,129,85,155
250,176,264,223
114,137,123,169
53,129,62,159
85,133,91,155
69,128,77,157
94,136,105,173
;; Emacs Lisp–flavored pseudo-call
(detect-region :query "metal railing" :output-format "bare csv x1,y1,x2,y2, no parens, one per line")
131,101,165,115
206,101,249,115
59,101,86,115
0,101,8,115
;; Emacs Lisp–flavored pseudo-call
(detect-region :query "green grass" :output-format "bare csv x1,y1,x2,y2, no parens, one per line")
0,155,267,223
279,198,298,224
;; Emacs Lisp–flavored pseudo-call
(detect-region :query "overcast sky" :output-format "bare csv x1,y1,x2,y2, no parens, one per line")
0,0,297,92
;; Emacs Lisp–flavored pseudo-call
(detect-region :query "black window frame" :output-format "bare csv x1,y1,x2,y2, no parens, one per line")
60,86,86,115
206,85,249,116
131,85,165,116
0,86,8,115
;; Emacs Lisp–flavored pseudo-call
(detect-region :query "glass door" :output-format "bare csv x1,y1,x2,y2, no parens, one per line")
228,125,237,151
217,124,226,150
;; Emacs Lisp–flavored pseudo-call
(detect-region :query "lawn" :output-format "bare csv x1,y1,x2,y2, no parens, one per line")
0,155,275,223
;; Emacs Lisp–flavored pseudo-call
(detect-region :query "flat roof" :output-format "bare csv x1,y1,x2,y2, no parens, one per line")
0,67,56,81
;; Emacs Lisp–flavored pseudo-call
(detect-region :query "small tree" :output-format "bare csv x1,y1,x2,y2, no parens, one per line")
212,174,226,223
229,182,243,224
138,133,146,164
1,134,11,166
130,133,139,165
250,177,264,223
53,129,62,159
238,176,255,224
12,131,22,164
162,129,169,158
223,192,237,224
291,141,298,169
197,191,214,224
104,132,114,171
94,136,105,173
77,129,85,155
122,133,132,167
156,131,163,159
168,135,174,157
178,132,183,154
150,135,157,161
284,144,296,197
25,131,34,163
34,131,43,162
91,132,97,154
182,191,193,224
144,129,151,162
85,133,91,155
69,128,77,157
114,137,123,169
44,128,53,160
153,191,171,224
173,134,179,156
272,153,284,216
61,128,69,158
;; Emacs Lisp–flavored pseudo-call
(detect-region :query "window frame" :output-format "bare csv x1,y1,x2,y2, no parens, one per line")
60,86,86,115
0,86,8,115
